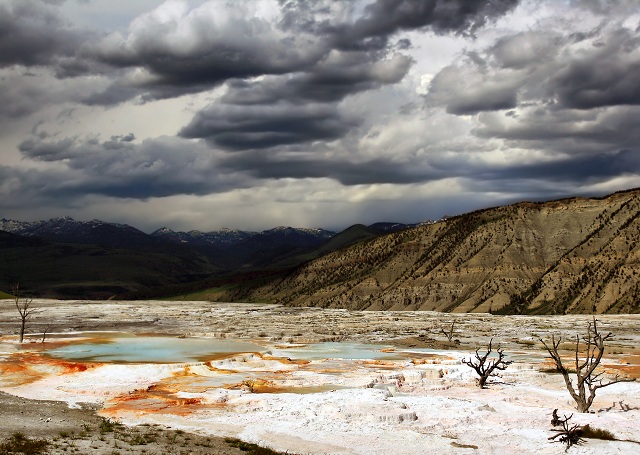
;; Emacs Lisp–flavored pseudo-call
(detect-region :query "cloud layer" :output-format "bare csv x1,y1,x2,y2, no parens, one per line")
1,0,640,231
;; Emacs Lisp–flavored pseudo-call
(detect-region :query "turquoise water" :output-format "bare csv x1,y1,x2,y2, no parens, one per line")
269,342,399,360
46,335,262,363
45,334,400,363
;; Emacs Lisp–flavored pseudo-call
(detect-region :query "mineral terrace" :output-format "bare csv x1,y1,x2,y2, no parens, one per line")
1,300,639,454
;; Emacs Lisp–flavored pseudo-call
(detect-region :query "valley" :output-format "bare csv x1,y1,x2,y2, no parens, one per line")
4,189,640,314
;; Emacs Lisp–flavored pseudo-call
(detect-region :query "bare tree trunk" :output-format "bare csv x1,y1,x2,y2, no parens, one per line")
440,319,457,343
41,324,51,343
540,317,635,413
19,318,26,344
11,283,37,344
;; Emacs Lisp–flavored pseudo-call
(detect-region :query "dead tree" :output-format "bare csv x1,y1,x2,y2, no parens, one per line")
548,410,584,451
11,283,37,343
41,324,52,343
440,319,457,343
462,338,512,388
540,317,635,413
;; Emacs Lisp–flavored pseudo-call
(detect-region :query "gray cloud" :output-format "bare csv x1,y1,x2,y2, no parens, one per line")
475,105,640,154
3,0,640,232
81,83,142,106
0,0,84,68
223,53,413,105
489,149,640,183
427,23,640,116
16,134,247,199
180,103,359,150
491,31,560,70
428,62,520,115
81,0,519,104
85,2,328,103
218,152,436,186
550,29,640,109
570,0,640,15
315,0,520,51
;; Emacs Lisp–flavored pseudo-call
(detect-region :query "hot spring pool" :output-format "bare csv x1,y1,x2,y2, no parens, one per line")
46,334,263,363
269,342,399,360
44,332,404,364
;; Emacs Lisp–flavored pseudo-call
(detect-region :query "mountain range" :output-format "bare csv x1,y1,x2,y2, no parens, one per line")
0,216,419,298
3,189,640,314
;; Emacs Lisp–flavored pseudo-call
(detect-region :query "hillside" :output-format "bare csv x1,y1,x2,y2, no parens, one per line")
0,230,220,299
219,189,640,314
0,219,405,298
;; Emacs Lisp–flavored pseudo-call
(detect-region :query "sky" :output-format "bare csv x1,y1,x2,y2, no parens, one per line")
1,0,640,233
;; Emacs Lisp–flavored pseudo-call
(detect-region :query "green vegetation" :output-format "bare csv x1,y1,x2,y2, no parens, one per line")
0,418,283,454
0,432,48,455
0,290,13,299
0,240,219,299
224,438,294,454
99,418,124,434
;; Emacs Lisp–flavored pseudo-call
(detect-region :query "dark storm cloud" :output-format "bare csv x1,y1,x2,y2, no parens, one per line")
180,103,358,150
13,130,440,198
82,0,520,104
486,149,640,183
475,106,640,154
0,0,84,68
550,29,640,109
16,135,246,199
326,0,520,50
86,2,328,102
468,101,640,193
427,24,640,116
365,0,520,36
218,152,436,186
0,0,524,107
214,134,640,189
222,53,413,105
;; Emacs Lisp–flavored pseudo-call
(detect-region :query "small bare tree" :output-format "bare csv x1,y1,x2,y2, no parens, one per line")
540,317,635,413
41,324,52,343
11,283,38,343
548,410,584,450
440,319,457,343
462,338,512,388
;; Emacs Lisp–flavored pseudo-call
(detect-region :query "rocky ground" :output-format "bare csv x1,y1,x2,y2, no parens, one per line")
1,300,639,454
0,391,270,454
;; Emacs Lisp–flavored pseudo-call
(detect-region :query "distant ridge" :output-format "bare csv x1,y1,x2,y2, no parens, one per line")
1,216,416,297
0,217,166,251
213,189,640,314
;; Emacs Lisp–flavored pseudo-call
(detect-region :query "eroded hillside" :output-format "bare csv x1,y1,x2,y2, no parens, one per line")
227,190,640,314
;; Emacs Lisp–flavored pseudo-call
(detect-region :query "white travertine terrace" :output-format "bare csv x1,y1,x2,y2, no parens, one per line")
1,300,639,454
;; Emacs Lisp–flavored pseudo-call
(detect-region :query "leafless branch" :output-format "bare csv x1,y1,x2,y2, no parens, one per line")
548,411,584,451
461,338,512,388
10,283,40,343
540,317,635,412
440,319,456,342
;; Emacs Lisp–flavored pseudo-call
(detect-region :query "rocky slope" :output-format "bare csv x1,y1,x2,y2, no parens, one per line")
229,189,640,314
